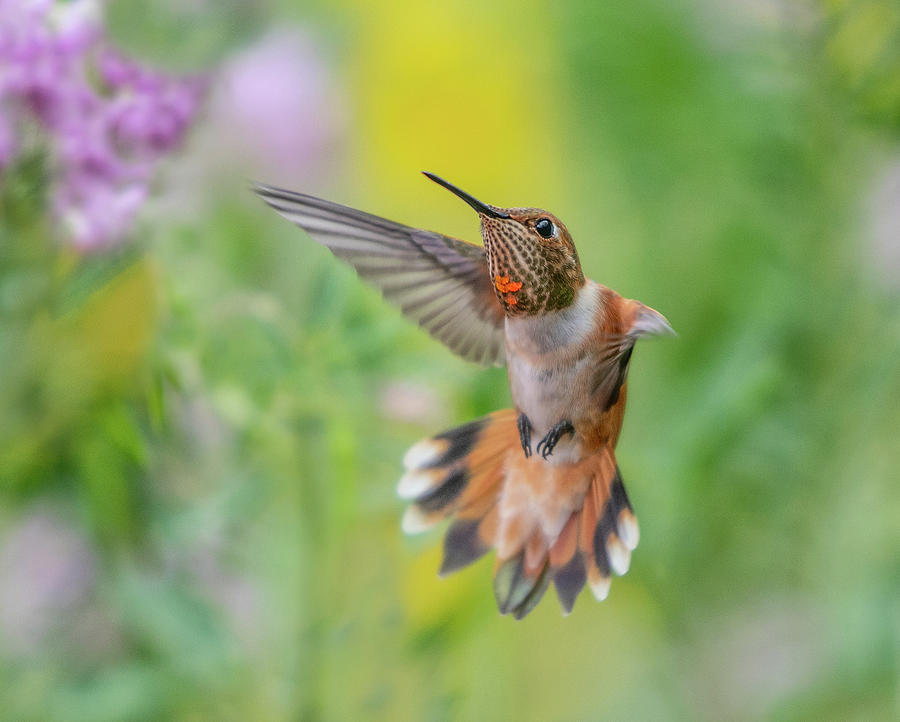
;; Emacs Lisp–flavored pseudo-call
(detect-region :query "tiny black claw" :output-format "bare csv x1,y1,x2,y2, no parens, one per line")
517,413,532,458
535,420,575,459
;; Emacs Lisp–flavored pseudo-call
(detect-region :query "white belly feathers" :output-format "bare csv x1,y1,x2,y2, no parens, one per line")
504,282,602,463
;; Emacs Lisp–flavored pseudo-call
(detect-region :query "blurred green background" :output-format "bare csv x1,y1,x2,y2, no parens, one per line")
1,0,899,720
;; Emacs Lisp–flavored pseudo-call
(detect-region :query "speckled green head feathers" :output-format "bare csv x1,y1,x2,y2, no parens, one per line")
479,209,584,316
423,173,585,317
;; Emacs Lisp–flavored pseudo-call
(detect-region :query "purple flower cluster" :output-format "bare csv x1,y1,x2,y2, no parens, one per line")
0,0,205,250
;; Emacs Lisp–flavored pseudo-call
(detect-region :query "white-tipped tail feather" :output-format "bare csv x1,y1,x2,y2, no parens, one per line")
402,437,446,470
589,575,611,602
401,505,438,535
607,536,631,576
617,509,640,551
396,469,442,499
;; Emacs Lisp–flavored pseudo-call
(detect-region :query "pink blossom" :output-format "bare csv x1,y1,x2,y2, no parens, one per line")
213,30,344,179
0,0,206,250
0,507,97,654
56,180,148,251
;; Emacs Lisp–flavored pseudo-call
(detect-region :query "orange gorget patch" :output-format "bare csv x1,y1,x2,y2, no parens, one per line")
495,274,523,307
494,274,523,296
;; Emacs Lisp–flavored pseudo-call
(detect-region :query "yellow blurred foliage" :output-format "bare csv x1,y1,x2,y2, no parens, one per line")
339,0,569,230
51,259,158,395
401,537,482,627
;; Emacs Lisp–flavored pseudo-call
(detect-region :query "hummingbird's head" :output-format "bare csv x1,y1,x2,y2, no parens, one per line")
424,173,585,316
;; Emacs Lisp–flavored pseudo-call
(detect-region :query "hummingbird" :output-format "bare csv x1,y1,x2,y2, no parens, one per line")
254,173,673,618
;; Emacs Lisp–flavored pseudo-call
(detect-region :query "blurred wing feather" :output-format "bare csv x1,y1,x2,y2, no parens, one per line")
254,183,506,366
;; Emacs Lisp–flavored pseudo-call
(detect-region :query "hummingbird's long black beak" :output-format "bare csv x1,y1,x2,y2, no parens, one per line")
422,172,510,219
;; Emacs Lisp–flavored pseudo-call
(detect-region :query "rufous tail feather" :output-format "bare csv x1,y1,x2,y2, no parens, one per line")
398,410,639,618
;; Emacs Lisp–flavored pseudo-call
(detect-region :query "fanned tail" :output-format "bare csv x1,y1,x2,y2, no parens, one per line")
547,455,639,615
398,411,639,618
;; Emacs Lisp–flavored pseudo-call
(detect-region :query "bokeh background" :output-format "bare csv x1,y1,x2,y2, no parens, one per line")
1,1,899,720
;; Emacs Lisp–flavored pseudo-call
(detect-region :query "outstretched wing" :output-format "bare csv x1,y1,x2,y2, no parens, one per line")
254,183,506,366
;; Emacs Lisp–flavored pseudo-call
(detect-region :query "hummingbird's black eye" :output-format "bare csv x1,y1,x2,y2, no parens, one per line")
535,218,554,238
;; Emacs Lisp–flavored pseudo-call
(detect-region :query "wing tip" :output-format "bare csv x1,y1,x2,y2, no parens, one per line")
250,180,277,197
631,306,676,339
251,181,314,210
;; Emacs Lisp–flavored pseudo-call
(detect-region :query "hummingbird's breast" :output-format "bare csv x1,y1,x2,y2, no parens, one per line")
504,281,608,464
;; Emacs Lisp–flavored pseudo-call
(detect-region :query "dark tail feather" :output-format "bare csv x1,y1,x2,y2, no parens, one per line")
549,512,586,615
493,552,551,618
579,451,639,606
399,409,515,560
548,449,639,614
439,518,489,576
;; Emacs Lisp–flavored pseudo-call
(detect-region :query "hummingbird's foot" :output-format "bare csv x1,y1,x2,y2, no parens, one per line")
517,413,533,458
536,420,575,460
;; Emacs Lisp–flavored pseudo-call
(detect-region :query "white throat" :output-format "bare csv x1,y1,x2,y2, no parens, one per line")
504,281,600,355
